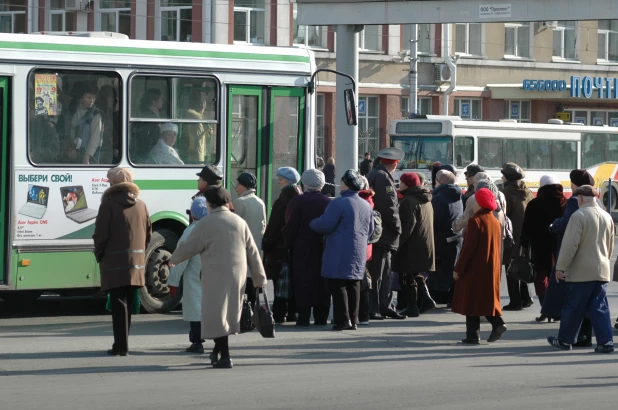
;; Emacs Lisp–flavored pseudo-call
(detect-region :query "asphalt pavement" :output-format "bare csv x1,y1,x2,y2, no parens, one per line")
1,241,618,410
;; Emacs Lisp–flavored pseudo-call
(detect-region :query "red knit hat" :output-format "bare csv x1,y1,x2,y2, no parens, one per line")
400,172,420,188
475,188,497,211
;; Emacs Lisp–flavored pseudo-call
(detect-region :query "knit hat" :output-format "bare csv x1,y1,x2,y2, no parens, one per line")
160,122,178,135
473,172,491,185
475,188,497,211
476,180,499,199
501,162,525,181
341,169,363,191
569,169,595,187
237,172,257,189
276,167,301,185
190,197,209,220
540,175,560,188
400,172,420,188
464,164,485,177
107,167,133,184
301,169,325,190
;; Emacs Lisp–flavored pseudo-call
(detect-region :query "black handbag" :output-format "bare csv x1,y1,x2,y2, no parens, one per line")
253,288,276,338
239,294,254,334
507,245,535,284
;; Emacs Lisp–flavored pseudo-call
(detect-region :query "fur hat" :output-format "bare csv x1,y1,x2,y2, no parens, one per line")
107,167,133,184
475,188,497,211
569,169,595,187
341,169,363,191
501,162,524,181
276,167,301,185
400,172,420,188
301,169,326,190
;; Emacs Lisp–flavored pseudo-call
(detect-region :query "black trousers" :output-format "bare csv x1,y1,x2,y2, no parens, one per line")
368,246,394,315
245,277,256,305
505,269,531,307
466,315,505,339
109,286,136,352
189,321,204,344
329,279,360,325
358,289,370,322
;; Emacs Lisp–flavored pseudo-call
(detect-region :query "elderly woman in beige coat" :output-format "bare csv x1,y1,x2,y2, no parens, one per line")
170,186,267,369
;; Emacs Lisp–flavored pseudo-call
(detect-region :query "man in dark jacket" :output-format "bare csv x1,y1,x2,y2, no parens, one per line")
499,162,534,311
393,172,436,317
462,164,484,210
366,147,405,320
93,168,152,356
188,165,226,222
359,152,373,176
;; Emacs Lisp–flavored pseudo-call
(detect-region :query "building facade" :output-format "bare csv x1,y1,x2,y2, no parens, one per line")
3,0,618,160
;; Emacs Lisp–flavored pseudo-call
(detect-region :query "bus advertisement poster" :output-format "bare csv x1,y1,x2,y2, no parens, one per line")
34,74,58,116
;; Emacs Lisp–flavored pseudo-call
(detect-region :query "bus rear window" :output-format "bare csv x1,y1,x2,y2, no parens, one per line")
28,69,122,166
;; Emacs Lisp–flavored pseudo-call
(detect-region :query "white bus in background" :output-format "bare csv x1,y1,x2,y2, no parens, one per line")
388,116,618,207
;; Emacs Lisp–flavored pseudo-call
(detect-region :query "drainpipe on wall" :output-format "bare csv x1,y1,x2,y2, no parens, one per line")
442,24,457,116
409,24,418,116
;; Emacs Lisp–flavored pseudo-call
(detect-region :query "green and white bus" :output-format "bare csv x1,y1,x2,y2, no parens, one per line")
0,32,318,312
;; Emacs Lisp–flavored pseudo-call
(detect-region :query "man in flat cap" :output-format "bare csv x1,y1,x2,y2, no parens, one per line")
188,165,226,222
366,147,406,320
462,164,485,210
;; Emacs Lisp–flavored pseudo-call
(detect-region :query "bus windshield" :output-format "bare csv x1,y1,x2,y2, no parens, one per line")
391,136,453,170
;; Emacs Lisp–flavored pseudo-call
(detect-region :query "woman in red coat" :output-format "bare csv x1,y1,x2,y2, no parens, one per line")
452,188,507,344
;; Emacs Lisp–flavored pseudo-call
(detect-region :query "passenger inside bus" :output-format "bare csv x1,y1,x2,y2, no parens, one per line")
96,85,120,164
180,89,214,164
149,122,184,165
130,88,164,162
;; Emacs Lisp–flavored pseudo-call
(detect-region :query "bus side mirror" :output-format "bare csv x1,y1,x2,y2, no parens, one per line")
456,154,462,167
344,89,358,126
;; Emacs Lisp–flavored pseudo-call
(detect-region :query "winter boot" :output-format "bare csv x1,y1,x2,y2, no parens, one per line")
415,276,437,313
399,287,420,318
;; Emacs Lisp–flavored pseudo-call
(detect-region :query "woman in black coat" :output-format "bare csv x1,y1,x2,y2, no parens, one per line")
284,169,332,326
321,157,336,197
262,167,302,323
429,169,463,305
520,175,566,320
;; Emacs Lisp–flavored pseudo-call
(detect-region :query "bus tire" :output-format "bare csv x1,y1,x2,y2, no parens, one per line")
603,187,617,211
141,228,183,314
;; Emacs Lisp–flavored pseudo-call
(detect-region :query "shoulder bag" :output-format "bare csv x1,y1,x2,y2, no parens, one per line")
507,245,535,283
253,288,276,338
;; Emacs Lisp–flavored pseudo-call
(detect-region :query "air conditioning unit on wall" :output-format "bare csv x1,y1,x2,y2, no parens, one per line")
542,21,558,29
434,63,452,83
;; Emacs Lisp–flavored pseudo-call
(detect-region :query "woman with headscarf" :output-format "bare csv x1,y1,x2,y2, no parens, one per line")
262,167,302,323
452,172,492,233
429,169,463,305
170,186,267,369
322,157,336,197
310,170,374,331
284,169,332,326
149,123,184,165
168,197,209,353
452,188,507,344
520,175,566,322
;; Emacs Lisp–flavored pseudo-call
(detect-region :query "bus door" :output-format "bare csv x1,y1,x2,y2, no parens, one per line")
0,78,9,284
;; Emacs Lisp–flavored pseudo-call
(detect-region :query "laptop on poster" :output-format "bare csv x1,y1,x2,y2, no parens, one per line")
18,185,50,219
60,186,98,224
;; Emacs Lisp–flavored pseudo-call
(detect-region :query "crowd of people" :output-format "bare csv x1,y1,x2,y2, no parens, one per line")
93,151,617,369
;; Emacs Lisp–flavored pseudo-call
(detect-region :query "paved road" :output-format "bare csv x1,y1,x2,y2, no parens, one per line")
1,243,617,410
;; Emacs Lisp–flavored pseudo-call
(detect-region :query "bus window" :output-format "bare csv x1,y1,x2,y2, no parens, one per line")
503,139,527,169
582,132,612,168
527,139,551,169
477,138,503,168
552,140,577,170
454,136,474,168
129,75,218,166
28,69,122,166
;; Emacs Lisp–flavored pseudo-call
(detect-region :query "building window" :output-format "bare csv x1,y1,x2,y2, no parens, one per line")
505,22,531,58
598,20,618,62
403,24,432,54
360,25,382,52
453,99,482,120
504,100,531,123
234,0,265,44
292,4,323,48
160,0,192,42
315,94,325,160
0,0,26,33
100,0,131,37
455,23,482,56
552,21,577,60
358,96,380,160
401,97,432,116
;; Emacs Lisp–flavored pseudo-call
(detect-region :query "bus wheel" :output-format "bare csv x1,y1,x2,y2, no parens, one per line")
603,187,617,211
141,228,183,314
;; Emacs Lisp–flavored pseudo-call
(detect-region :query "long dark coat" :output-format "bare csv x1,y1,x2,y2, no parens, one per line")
392,187,435,274
451,210,503,317
520,184,566,270
262,185,301,280
93,182,152,292
321,164,336,197
284,190,331,308
366,163,401,250
428,183,463,293
500,179,534,264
